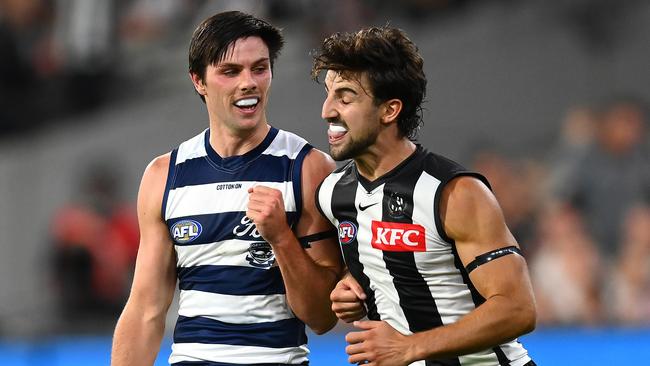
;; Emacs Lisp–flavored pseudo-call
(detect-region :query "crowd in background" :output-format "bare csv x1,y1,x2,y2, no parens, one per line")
0,0,648,334
469,98,650,326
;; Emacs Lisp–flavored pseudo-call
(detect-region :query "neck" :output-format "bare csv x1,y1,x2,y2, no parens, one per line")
209,122,270,158
355,138,416,181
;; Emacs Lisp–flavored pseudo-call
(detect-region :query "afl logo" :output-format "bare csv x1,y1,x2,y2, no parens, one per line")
338,221,357,244
171,220,202,244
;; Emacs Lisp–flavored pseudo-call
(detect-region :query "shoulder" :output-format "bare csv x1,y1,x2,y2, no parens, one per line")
304,148,336,169
138,153,172,211
302,148,336,184
440,175,505,242
144,153,172,180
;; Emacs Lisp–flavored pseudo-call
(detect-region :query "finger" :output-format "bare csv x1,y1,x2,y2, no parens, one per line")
345,342,366,356
345,330,368,344
332,300,364,311
245,210,257,222
344,277,367,300
348,352,372,364
331,289,363,302
338,312,366,323
353,320,379,330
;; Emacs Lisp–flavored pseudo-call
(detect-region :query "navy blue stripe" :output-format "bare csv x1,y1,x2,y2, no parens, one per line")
168,211,299,246
178,265,285,295
172,154,293,189
162,148,179,221
173,316,307,348
290,144,312,227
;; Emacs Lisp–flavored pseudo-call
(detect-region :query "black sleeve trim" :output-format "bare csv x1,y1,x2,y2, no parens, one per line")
297,229,338,248
466,246,522,274
291,143,313,227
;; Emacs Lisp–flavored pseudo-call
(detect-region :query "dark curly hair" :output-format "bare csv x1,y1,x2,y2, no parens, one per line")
188,11,284,102
311,26,427,140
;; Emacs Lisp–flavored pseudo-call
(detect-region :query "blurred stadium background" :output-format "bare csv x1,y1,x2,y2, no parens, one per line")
0,0,649,365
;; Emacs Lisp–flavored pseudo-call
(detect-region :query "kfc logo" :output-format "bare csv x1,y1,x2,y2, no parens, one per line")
371,221,426,252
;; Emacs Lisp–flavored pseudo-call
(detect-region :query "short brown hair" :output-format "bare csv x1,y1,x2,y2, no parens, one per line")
312,26,427,140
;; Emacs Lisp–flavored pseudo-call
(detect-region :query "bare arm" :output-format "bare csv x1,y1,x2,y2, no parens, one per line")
111,154,177,366
345,176,536,365
247,149,343,334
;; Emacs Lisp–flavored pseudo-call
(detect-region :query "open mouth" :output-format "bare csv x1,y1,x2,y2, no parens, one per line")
234,97,260,112
328,123,348,143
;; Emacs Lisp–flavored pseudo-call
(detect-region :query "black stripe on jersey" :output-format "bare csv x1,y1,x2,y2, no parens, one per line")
450,242,485,306
382,171,462,366
492,345,511,365
331,166,379,320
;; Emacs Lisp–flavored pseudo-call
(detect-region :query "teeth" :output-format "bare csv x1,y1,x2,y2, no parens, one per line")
235,98,258,107
328,124,347,133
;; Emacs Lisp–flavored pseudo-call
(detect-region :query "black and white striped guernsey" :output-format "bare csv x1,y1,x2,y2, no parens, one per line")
316,145,532,366
163,127,312,365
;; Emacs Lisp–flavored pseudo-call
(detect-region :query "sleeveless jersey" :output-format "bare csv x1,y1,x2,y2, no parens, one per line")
163,127,312,365
316,145,533,366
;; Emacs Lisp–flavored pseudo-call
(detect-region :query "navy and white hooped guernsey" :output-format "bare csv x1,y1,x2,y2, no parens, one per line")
163,127,312,365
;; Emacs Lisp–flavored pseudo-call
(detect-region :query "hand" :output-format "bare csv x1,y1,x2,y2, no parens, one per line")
246,186,291,245
345,320,414,366
331,274,367,323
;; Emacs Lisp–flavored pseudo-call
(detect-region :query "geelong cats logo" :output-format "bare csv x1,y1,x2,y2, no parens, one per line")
246,242,276,268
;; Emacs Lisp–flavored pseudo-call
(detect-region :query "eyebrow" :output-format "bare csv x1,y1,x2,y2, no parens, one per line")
217,57,270,68
324,84,359,96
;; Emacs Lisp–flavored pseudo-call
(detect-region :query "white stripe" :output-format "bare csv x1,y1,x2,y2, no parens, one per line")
412,172,476,326
176,239,264,268
263,130,308,158
456,350,500,365
165,180,296,220
175,129,207,165
169,343,309,364
317,171,346,225
178,290,294,324
497,341,531,366
354,182,412,335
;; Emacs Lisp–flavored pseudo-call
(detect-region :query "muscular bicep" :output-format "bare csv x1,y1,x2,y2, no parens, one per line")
294,149,342,272
440,176,533,301
128,154,177,310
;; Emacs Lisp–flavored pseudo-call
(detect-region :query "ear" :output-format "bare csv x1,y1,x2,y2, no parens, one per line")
380,99,403,125
190,72,207,96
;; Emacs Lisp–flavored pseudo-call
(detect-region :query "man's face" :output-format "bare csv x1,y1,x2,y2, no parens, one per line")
321,70,383,161
193,36,272,133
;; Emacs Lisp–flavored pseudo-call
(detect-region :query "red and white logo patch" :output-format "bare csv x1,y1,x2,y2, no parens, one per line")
371,221,426,252
338,221,358,244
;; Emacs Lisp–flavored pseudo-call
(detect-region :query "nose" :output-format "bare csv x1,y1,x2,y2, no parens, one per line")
321,95,338,121
239,69,257,92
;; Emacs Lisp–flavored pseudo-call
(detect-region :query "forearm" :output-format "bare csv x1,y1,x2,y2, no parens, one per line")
407,295,536,362
111,304,167,366
272,237,339,334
